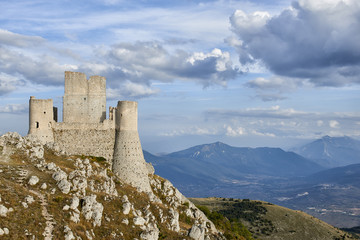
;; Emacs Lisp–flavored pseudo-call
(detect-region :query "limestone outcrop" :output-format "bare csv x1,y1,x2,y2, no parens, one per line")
0,132,225,239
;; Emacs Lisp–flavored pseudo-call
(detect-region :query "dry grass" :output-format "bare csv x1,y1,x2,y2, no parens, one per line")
0,178,45,239
190,197,356,240
0,142,199,239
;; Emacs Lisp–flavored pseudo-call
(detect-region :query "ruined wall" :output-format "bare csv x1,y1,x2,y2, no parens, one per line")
63,71,106,123
28,71,117,161
28,97,55,144
112,101,152,193
53,120,115,161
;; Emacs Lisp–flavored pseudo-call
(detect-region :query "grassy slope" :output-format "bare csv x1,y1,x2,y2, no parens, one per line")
190,197,356,240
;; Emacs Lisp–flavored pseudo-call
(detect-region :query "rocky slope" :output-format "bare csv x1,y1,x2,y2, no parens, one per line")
0,132,224,240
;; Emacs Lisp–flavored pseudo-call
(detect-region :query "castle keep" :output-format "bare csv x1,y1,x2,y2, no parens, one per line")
28,71,151,192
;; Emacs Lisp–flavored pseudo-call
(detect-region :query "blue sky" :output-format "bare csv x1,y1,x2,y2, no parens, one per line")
0,0,359,153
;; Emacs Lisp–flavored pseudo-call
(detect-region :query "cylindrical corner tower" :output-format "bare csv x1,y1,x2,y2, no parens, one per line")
28,96,55,143
112,101,152,193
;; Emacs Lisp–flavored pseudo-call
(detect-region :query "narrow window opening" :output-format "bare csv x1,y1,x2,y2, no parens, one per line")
36,122,39,128
44,111,46,114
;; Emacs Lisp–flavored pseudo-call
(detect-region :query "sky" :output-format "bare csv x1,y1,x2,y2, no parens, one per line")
0,0,359,153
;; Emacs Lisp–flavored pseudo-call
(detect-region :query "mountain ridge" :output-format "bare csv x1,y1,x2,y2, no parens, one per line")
143,138,360,228
292,135,360,168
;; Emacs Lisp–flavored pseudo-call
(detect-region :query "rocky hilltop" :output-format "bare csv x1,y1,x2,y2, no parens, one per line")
0,132,223,240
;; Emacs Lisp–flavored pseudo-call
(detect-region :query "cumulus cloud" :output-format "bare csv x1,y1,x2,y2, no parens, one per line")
0,28,241,98
224,125,245,137
84,41,241,89
230,0,360,87
329,120,340,128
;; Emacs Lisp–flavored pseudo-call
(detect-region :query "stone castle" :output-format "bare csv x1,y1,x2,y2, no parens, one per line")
28,71,151,192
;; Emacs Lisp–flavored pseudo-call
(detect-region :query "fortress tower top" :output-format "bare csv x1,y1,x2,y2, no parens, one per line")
63,71,106,123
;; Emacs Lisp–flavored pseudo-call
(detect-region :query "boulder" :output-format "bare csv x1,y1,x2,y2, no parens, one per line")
28,176,39,186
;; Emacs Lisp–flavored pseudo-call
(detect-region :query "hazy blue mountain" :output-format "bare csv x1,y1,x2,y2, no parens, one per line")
292,136,360,168
144,142,323,190
166,142,323,177
270,164,360,228
144,142,360,228
305,163,360,185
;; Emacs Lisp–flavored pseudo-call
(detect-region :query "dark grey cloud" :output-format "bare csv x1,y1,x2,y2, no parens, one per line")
230,0,360,87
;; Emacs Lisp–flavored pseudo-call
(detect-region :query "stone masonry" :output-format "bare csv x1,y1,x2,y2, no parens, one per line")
28,71,151,192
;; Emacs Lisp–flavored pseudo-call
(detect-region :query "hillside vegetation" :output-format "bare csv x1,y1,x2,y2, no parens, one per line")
0,132,224,239
190,197,356,240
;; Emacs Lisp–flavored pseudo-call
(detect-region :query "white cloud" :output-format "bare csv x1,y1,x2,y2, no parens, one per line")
85,41,241,89
250,130,276,137
329,120,340,128
160,126,219,137
224,125,245,137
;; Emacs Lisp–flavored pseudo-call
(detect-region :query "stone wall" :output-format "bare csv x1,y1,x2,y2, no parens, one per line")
112,101,152,193
28,97,55,144
53,121,115,161
63,71,106,124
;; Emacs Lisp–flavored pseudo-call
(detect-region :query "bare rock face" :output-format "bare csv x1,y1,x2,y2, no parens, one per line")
0,228,9,236
140,223,160,240
169,208,180,232
0,132,226,239
189,223,206,240
28,176,39,186
81,194,104,227
0,205,9,217
122,200,132,215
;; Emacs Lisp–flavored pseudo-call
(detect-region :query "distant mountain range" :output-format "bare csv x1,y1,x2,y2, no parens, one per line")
144,141,323,189
292,136,360,168
144,136,360,228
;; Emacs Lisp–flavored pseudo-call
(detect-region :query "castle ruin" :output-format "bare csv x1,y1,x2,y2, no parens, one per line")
28,71,152,192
